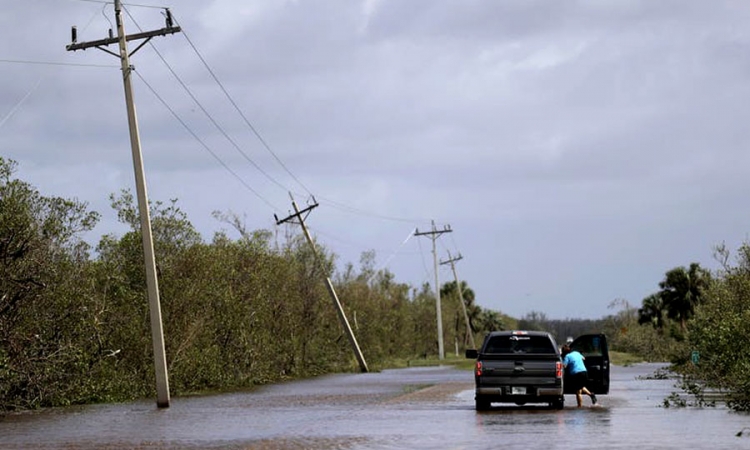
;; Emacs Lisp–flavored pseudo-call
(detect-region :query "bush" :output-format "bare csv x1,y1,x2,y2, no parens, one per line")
684,245,750,411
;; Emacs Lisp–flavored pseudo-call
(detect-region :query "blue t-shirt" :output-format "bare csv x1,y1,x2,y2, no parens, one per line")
563,351,587,375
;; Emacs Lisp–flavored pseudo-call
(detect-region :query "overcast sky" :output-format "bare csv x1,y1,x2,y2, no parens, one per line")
2,0,750,319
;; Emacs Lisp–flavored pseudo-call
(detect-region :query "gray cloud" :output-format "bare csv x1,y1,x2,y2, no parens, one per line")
2,0,750,319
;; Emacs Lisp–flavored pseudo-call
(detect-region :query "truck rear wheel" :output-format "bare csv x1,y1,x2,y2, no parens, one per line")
475,396,491,411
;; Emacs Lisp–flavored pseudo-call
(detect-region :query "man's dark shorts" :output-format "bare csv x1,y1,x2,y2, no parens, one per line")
569,371,589,392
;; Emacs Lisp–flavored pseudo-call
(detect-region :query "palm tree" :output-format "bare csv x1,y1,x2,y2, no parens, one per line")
477,309,505,334
638,293,665,332
441,280,477,346
658,263,710,333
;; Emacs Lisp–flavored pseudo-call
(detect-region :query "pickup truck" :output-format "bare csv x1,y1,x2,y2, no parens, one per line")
465,330,609,410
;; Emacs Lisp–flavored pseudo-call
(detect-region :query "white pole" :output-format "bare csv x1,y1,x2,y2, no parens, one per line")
449,255,475,349
432,221,444,360
115,0,170,408
291,199,368,372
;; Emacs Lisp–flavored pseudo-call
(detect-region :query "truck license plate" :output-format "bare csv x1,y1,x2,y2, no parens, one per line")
511,387,526,395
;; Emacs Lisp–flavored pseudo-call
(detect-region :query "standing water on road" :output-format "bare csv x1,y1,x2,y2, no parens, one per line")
0,363,747,449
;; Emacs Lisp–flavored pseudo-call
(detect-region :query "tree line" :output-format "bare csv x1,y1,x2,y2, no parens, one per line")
585,250,750,411
513,255,750,412
0,157,504,411
4,155,748,412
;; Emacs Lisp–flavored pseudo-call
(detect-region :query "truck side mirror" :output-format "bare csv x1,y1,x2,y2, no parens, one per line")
465,349,478,359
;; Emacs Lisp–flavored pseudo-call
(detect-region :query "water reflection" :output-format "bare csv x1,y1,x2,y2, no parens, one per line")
473,404,611,443
0,363,748,450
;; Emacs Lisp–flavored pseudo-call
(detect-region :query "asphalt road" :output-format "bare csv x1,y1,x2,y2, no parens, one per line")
0,363,748,449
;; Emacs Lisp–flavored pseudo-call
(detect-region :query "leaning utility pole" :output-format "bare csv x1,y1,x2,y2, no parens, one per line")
66,0,181,408
415,221,452,360
275,194,369,373
440,252,475,350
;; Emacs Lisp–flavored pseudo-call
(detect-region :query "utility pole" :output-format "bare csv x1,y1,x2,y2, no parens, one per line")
66,0,181,408
415,221,452,360
440,252,475,350
275,194,369,373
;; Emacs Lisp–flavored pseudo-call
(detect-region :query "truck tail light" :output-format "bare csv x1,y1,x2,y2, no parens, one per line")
476,361,483,377
555,361,563,379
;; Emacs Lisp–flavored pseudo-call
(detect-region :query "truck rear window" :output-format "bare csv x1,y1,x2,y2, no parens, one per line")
484,335,556,354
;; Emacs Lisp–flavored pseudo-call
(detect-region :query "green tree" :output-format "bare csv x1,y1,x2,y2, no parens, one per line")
440,280,476,349
476,309,505,335
518,311,548,331
0,157,101,409
638,293,666,332
658,263,710,334
2,158,537,409
684,244,750,410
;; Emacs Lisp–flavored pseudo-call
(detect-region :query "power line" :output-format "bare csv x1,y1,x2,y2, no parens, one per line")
415,222,452,360
0,78,42,130
448,232,461,257
123,8,293,197
123,5,447,232
315,195,433,224
416,236,432,282
305,223,421,257
0,6,108,126
0,58,117,68
134,70,282,212
125,8,434,229
171,12,314,197
275,197,369,372
121,1,170,8
66,0,168,8
366,228,416,284
126,7,441,229
304,225,371,249
449,232,460,250
439,235,453,256
66,0,176,408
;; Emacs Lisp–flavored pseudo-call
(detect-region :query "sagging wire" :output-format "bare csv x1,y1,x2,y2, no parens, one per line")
123,6,293,197
133,69,282,213
366,228,416,285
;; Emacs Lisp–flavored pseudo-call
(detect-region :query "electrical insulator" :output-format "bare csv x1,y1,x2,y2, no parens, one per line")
165,9,174,29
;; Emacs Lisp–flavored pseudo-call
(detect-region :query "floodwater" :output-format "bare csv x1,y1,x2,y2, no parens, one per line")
0,363,748,449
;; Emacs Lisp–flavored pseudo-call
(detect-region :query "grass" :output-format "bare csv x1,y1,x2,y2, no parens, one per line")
370,354,475,372
404,354,475,370
609,351,647,366
375,351,648,373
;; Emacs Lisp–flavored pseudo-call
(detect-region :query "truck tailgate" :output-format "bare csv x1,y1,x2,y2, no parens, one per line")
478,356,560,387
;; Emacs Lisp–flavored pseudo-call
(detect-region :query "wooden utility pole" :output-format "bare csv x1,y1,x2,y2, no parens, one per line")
415,221,452,360
440,252,475,349
275,195,369,373
66,1,181,408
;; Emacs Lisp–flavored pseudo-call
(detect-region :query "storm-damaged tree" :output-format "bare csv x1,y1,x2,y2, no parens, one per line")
0,157,100,409
685,243,750,411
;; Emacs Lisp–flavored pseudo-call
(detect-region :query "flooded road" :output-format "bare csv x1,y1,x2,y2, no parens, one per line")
0,363,748,449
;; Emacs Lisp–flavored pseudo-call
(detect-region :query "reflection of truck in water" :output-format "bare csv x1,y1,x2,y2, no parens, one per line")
465,330,610,410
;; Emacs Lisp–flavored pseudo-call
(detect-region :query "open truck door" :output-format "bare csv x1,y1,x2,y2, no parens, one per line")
564,333,610,395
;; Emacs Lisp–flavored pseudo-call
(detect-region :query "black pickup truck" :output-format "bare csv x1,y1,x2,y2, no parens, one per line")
465,330,609,410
